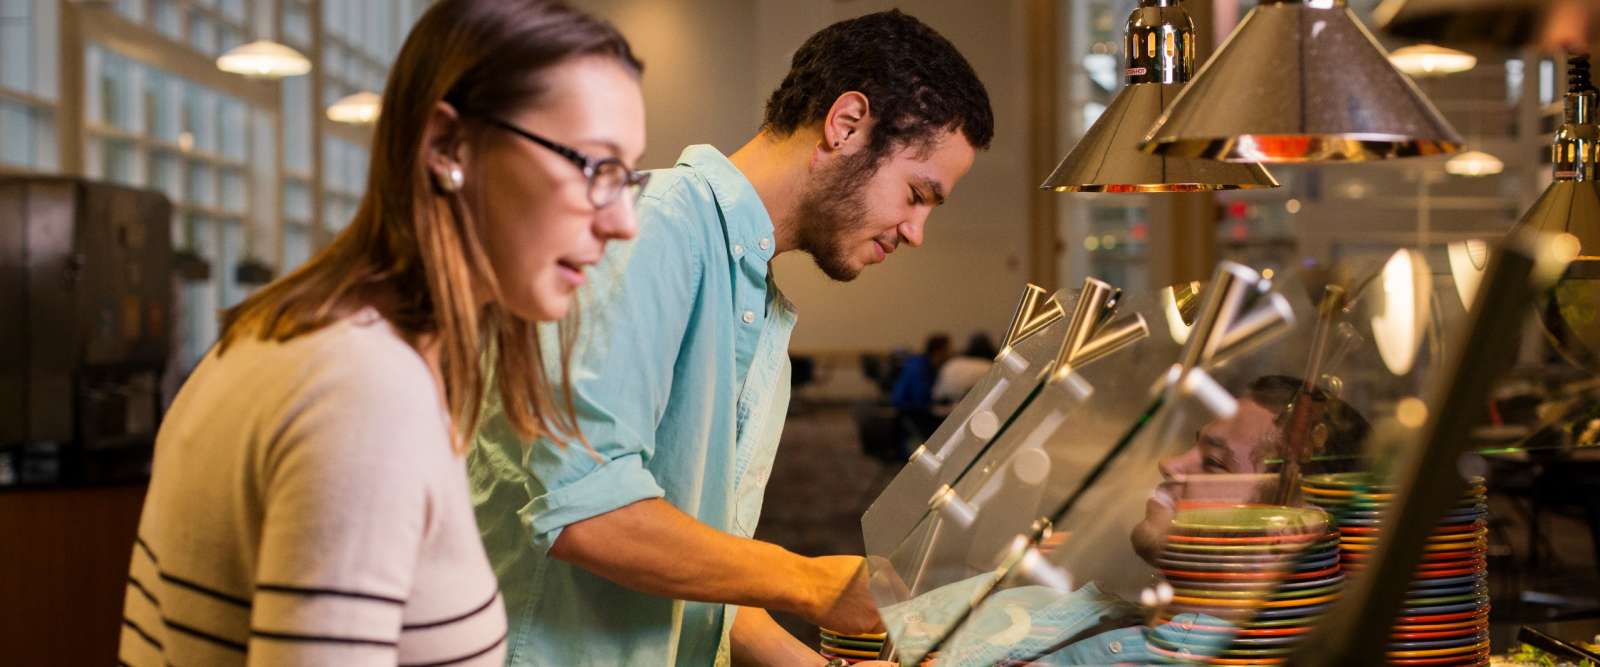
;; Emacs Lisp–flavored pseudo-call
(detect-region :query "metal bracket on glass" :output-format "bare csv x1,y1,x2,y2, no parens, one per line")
889,279,1145,553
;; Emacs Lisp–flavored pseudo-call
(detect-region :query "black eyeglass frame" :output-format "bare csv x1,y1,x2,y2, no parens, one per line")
480,115,649,208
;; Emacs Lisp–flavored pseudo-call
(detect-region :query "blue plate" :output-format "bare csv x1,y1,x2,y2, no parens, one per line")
1409,574,1483,590
1398,599,1488,616
1227,634,1304,647
1404,583,1483,599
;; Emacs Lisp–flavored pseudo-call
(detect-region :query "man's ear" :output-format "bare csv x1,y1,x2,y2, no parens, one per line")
820,91,871,153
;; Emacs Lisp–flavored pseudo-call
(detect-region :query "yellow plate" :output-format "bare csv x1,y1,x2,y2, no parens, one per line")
1340,539,1485,553
1338,529,1487,545
821,629,887,640
821,645,880,658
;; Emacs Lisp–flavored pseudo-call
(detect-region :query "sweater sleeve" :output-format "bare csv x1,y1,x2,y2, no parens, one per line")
245,335,450,666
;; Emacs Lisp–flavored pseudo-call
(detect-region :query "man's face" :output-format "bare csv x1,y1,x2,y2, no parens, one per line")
1131,399,1282,562
793,128,977,281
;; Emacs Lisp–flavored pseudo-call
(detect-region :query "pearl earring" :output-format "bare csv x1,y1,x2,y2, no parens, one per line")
447,166,464,191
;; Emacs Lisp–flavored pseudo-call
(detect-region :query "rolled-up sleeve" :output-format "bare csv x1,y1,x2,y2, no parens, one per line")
474,177,705,553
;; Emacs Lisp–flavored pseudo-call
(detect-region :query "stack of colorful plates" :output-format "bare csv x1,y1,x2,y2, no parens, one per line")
820,628,886,664
1302,473,1490,667
1147,505,1340,665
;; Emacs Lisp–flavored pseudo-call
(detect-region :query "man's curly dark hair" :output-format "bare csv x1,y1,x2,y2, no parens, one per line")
761,9,994,162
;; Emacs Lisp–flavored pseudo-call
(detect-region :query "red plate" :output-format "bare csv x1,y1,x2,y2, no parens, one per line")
1340,557,1484,571
1341,549,1485,563
1391,625,1486,640
1393,615,1489,633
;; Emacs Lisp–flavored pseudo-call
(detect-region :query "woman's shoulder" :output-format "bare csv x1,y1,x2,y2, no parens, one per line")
218,310,445,430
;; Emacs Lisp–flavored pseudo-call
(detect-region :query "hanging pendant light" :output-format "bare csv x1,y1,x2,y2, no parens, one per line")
216,40,312,79
327,91,382,124
1445,149,1504,176
1041,0,1277,192
1139,0,1464,163
1512,54,1600,372
1388,44,1477,77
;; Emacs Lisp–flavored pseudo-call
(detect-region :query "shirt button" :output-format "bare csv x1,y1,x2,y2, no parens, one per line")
733,244,744,256
742,311,755,324
758,238,771,250
1108,640,1122,654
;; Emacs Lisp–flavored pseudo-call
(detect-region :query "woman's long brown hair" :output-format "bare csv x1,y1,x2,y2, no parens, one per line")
220,0,640,452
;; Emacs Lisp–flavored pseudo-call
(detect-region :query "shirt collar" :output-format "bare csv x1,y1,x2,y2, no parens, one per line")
676,145,777,262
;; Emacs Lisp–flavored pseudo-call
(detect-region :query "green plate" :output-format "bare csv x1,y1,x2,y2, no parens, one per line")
1163,539,1337,554
1171,506,1330,535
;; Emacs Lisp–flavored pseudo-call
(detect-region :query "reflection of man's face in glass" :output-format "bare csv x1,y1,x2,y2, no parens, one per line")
1131,398,1282,562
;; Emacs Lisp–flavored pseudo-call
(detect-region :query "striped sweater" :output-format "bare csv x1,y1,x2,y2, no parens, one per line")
120,311,506,666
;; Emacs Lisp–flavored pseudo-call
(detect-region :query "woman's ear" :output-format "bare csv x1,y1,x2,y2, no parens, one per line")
422,101,469,192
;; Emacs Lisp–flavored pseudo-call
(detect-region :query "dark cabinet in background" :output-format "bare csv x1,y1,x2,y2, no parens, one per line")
0,177,173,485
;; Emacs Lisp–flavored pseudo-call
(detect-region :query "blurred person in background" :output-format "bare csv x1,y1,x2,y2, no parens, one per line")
932,332,999,408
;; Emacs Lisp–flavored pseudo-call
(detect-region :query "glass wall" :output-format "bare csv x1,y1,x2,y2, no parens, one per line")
5,1,430,372
0,0,60,171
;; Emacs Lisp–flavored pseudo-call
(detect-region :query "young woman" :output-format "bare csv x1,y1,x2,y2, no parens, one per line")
118,1,645,664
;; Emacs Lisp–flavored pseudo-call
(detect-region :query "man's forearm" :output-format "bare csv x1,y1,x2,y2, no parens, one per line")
730,607,825,667
549,498,838,617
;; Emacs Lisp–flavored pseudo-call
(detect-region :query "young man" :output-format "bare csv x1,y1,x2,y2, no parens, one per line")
470,10,993,666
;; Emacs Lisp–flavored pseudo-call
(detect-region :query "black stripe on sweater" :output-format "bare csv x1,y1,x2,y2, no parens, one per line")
402,591,499,631
164,618,247,652
158,571,251,608
256,582,406,605
122,617,164,650
399,629,508,667
249,628,398,648
127,576,160,607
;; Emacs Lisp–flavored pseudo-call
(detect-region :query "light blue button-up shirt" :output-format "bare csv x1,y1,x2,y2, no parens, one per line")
469,145,798,666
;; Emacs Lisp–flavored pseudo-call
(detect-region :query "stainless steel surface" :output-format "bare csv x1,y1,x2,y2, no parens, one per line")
1374,0,1549,49
1042,0,1278,191
1514,55,1600,373
1140,2,1464,162
1041,82,1280,191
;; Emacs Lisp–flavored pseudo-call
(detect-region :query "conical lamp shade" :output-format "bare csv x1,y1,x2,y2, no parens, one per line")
1044,81,1278,191
1518,181,1600,372
1373,0,1547,49
1140,0,1463,162
1044,0,1276,191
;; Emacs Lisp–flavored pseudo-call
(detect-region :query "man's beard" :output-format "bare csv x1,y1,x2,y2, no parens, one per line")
793,150,878,282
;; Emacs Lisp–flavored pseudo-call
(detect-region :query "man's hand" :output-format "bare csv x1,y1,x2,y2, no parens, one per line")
802,556,885,635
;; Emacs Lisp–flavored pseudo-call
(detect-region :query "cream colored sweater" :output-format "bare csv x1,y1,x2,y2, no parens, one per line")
120,311,506,666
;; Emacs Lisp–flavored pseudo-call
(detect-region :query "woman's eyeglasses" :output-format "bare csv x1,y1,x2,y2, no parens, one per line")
481,116,649,209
